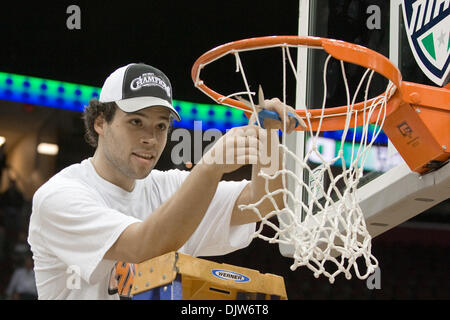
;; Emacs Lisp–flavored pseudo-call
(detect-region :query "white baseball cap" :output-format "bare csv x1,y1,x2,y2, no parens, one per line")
99,63,181,121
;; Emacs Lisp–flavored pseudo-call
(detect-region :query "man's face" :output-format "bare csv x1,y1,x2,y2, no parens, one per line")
97,106,171,182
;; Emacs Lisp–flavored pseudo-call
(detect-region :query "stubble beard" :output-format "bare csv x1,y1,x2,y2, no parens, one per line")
102,138,152,182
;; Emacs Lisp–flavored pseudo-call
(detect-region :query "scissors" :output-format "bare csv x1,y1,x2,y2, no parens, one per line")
236,85,306,130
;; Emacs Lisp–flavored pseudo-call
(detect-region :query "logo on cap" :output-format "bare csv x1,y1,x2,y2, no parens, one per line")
130,73,171,98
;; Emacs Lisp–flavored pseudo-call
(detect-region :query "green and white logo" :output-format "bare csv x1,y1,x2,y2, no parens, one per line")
402,0,450,86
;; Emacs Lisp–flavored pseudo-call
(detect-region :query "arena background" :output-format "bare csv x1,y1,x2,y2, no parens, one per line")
0,0,448,300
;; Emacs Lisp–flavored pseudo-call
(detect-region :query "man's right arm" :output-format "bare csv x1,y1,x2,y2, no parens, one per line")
104,162,223,263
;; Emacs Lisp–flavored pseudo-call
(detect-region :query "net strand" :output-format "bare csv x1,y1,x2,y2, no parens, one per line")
233,51,262,127
223,43,394,283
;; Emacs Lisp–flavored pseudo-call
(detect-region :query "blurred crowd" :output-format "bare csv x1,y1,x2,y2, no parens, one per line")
0,178,37,300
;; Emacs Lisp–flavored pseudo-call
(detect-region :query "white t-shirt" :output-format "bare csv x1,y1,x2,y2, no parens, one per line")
28,158,254,300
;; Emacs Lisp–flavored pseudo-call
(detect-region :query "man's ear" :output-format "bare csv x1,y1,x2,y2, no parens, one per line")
94,113,106,136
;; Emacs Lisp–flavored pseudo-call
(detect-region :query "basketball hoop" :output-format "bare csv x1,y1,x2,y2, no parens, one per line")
191,36,450,283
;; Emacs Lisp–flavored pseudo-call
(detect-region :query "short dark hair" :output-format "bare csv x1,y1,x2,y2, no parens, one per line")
82,99,118,148
82,99,175,148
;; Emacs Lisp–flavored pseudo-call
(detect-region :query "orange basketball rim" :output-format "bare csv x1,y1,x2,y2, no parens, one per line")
191,35,450,174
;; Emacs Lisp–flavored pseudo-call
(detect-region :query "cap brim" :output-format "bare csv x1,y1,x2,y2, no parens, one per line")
115,97,181,121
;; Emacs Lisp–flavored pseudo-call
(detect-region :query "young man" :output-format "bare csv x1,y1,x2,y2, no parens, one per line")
28,63,299,299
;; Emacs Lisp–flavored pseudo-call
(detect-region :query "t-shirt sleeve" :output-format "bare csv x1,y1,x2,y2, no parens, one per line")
180,179,256,257
35,185,141,285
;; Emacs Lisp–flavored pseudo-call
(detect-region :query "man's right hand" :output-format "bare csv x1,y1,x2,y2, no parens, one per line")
198,125,266,175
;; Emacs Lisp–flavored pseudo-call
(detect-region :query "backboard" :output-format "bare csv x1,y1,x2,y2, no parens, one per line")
279,0,450,257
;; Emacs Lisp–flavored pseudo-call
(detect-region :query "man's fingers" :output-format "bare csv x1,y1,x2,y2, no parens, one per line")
295,114,307,129
263,98,307,131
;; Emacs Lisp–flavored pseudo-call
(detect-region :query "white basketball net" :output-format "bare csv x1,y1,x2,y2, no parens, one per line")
200,43,396,283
